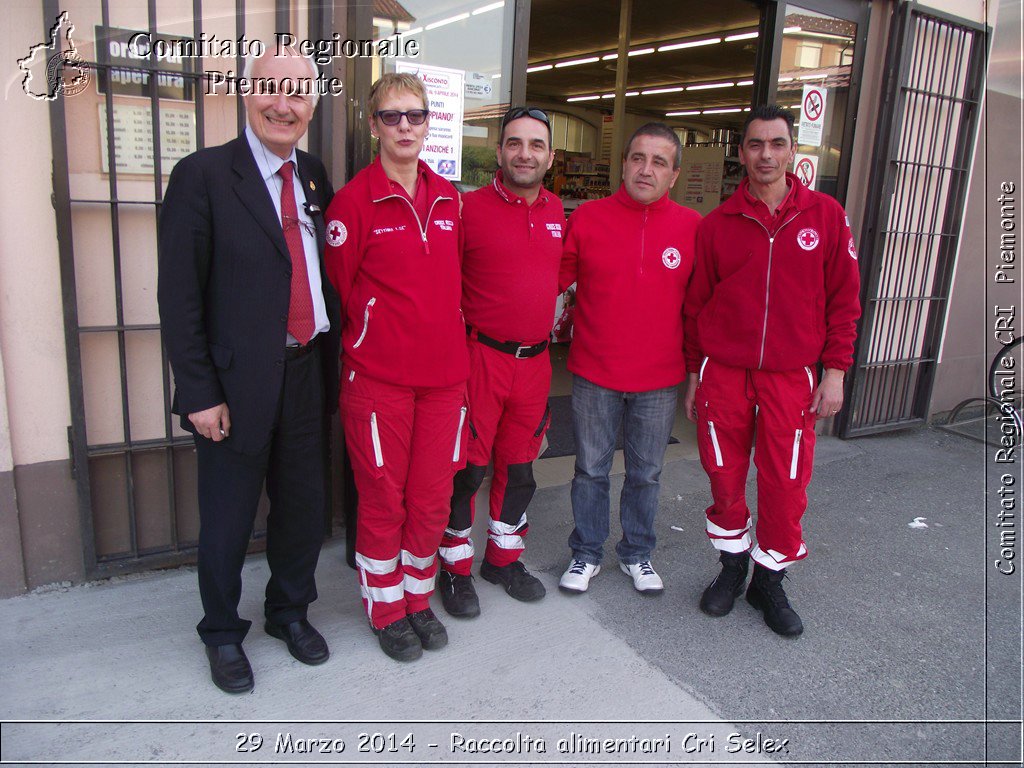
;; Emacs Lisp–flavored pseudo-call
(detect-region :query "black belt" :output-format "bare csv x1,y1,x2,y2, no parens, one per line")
469,327,548,359
285,335,320,360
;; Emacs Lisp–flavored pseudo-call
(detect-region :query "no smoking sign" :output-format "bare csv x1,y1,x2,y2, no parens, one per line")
793,153,818,190
803,89,824,121
797,84,828,147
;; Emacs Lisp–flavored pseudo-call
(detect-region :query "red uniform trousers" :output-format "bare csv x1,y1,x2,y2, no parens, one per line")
694,358,817,571
341,366,468,629
440,339,552,574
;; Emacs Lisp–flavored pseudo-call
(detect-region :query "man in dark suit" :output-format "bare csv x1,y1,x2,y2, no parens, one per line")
158,49,339,694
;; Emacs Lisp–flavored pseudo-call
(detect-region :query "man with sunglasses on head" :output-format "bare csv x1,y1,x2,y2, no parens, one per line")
436,107,565,617
158,46,338,693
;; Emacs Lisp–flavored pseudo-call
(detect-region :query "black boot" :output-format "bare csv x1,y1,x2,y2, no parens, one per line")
746,563,804,636
699,551,749,616
437,570,481,618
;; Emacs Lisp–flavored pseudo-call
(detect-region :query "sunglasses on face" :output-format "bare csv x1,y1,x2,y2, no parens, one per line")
374,109,430,126
501,106,551,130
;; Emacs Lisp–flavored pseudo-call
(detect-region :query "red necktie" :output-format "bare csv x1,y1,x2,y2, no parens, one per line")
277,161,315,345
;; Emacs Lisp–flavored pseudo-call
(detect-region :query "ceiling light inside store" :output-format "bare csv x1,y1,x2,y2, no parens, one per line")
687,82,734,90
666,111,701,116
604,48,655,60
736,80,754,86
555,56,600,68
641,86,684,95
472,1,504,15
426,13,469,30
658,37,721,52
527,64,553,72
703,107,743,114
567,95,601,102
725,31,759,41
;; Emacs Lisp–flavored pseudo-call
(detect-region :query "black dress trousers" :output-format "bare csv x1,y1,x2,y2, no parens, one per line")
195,347,326,647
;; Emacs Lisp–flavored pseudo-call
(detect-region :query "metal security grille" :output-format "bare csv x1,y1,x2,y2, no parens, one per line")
47,0,336,578
841,3,988,437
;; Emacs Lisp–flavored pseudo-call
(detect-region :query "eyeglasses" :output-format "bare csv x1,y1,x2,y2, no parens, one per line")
283,215,315,238
374,109,430,126
501,107,550,130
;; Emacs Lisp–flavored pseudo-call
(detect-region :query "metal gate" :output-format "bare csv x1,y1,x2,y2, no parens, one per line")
840,2,988,436
46,0,337,578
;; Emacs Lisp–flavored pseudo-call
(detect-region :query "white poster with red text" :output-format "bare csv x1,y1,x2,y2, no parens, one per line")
396,62,464,181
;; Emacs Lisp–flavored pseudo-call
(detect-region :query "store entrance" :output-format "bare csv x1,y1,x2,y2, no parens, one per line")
526,0,867,457
525,0,866,213
526,0,763,216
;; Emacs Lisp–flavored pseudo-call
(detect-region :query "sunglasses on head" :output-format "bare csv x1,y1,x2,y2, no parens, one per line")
501,106,550,130
374,109,430,126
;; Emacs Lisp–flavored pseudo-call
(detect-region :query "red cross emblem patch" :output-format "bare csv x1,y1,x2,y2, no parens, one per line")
326,219,347,247
796,227,820,251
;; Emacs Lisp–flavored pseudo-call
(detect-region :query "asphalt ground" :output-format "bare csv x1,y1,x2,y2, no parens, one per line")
1,425,1020,767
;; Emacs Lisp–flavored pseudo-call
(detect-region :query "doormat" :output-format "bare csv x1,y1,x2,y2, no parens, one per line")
540,395,679,459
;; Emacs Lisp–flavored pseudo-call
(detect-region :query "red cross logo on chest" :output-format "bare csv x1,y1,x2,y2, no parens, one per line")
796,227,820,251
326,219,347,247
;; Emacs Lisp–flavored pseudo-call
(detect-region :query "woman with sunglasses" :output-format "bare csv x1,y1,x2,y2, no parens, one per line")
323,72,469,662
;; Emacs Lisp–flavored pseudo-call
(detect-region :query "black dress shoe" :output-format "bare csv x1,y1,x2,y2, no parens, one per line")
264,619,330,665
407,608,448,650
205,643,254,694
372,618,423,661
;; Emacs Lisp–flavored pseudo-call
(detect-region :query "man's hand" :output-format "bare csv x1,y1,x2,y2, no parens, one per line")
189,403,231,441
683,372,699,423
810,368,845,418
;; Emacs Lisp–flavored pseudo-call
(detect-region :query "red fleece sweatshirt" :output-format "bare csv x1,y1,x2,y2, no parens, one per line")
684,173,861,373
559,185,701,392
324,158,469,388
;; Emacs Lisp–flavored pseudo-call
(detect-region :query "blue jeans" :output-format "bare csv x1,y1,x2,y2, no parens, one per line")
568,375,678,565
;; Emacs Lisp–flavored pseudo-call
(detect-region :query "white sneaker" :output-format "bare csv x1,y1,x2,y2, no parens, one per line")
559,559,601,593
620,561,664,593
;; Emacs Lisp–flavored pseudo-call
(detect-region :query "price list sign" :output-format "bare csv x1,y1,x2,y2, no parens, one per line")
98,103,196,175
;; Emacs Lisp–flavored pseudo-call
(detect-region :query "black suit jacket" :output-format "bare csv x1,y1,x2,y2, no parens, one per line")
157,136,340,455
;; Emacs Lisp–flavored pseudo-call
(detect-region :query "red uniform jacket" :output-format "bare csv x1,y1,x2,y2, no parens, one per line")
461,172,566,343
559,185,701,392
684,173,861,373
324,158,469,388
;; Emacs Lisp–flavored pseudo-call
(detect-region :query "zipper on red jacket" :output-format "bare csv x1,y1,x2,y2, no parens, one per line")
741,211,801,368
372,192,453,255
639,208,648,276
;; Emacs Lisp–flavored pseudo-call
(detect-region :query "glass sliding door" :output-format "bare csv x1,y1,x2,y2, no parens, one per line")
772,0,869,203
